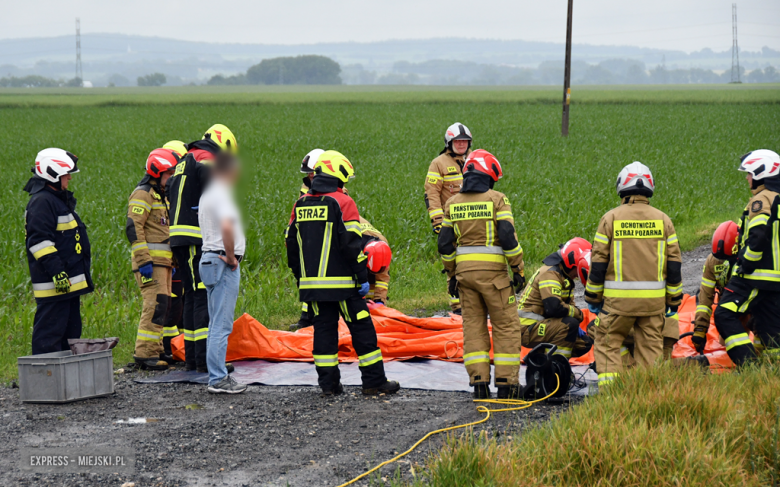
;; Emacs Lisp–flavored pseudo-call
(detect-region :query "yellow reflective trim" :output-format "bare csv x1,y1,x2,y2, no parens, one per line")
701,277,716,288
496,211,513,220
455,254,506,264
586,282,603,292
149,250,173,258
657,240,665,282
485,221,494,247
32,246,57,259
666,234,678,245
318,222,333,277
173,175,186,228
614,240,623,281
748,214,769,229
197,282,206,289
696,305,712,315
744,247,762,261
442,218,453,227
428,208,444,217
603,288,665,299
358,349,383,367
374,281,388,289
356,310,369,320
594,232,609,244
130,199,151,211
503,244,522,257
33,279,89,298
519,317,538,326
442,252,456,262
426,171,442,180
724,333,752,351
56,220,78,231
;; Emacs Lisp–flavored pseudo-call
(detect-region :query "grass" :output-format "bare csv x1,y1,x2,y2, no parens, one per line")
412,361,780,486
1,85,779,379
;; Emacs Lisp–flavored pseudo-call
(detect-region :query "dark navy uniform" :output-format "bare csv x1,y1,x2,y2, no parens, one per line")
24,179,93,354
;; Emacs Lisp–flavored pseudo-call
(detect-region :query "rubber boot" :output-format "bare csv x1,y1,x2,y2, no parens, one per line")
473,382,490,399
497,384,522,399
363,380,401,396
134,356,169,371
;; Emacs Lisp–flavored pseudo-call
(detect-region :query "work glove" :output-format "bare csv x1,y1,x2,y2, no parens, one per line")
665,305,678,318
358,282,370,297
587,302,603,315
139,262,154,280
366,300,384,311
691,329,707,354
53,272,70,294
511,271,525,292
448,276,459,297
577,327,588,339
736,257,756,276
432,223,442,234
172,267,177,277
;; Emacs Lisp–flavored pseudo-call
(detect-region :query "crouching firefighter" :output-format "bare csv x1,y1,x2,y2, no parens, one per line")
714,150,780,366
24,148,94,354
360,217,392,307
438,149,525,399
285,150,400,396
518,238,594,361
126,148,179,370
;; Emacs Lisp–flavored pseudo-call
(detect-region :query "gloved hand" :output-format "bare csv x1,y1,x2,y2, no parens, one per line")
691,330,707,354
577,327,588,339
139,262,154,279
366,300,384,311
737,257,756,276
172,267,177,277
512,271,525,292
358,282,370,297
373,300,385,307
53,272,70,294
432,223,442,235
587,302,603,315
665,305,678,317
448,276,459,297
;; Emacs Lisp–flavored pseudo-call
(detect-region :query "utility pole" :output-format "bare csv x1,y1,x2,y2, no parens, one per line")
730,3,741,83
75,18,83,86
561,0,574,136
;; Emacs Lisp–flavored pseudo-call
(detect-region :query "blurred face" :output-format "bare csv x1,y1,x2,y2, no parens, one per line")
307,172,314,181
59,173,72,190
452,139,469,155
160,169,174,187
746,173,753,187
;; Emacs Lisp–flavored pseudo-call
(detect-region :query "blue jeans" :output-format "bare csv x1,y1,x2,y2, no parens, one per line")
199,253,240,386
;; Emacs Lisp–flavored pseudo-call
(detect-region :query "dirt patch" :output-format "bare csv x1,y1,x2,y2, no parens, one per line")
0,246,711,487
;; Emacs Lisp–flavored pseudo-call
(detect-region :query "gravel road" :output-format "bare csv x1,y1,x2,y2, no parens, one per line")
0,246,711,487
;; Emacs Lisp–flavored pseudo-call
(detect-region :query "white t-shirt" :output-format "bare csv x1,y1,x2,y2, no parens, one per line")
198,179,246,255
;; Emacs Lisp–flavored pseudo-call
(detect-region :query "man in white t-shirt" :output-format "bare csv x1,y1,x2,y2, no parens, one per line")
198,153,247,394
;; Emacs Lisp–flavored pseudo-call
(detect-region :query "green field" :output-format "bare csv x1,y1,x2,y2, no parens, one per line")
1,85,779,379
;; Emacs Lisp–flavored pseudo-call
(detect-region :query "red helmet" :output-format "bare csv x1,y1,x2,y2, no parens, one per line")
146,148,179,178
576,251,591,286
712,221,739,259
464,149,502,182
364,240,392,274
560,237,592,271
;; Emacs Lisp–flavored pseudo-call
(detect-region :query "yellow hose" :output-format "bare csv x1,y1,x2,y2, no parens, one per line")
336,376,560,487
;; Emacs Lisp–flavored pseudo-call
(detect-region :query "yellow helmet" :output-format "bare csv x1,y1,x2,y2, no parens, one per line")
314,150,354,183
163,140,187,158
203,124,238,154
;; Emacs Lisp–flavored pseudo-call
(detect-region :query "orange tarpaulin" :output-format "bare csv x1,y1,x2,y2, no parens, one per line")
171,294,739,369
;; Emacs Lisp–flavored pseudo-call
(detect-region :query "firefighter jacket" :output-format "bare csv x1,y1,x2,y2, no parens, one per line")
23,177,94,302
299,177,347,198
437,172,524,277
168,140,218,247
517,252,583,326
286,175,368,302
585,194,682,316
424,149,469,228
693,254,735,332
360,216,390,303
126,178,172,270
733,181,780,291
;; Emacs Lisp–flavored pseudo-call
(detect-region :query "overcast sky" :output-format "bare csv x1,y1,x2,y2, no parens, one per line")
2,0,778,52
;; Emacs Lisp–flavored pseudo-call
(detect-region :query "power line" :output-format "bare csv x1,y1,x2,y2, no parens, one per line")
75,18,82,84
731,3,741,83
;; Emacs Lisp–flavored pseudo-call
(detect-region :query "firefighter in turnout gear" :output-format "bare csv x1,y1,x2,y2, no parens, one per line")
127,148,178,370
168,124,237,371
714,150,780,366
360,217,391,305
518,239,594,361
425,122,472,314
585,162,683,387
285,150,400,396
690,221,740,354
299,148,325,197
24,148,94,354
438,149,525,399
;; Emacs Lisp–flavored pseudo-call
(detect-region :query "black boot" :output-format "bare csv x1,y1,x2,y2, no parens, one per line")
497,384,522,399
159,353,183,365
451,309,462,316
290,311,313,331
472,382,490,399
134,356,169,371
362,380,401,396
321,382,344,397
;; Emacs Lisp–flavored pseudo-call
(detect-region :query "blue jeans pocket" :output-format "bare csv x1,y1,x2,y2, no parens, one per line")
199,257,223,287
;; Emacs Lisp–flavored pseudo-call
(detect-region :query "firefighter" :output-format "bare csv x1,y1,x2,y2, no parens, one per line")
161,140,187,360
425,122,472,315
24,148,94,354
360,217,391,306
126,148,179,370
168,124,237,372
438,149,525,399
714,150,780,366
518,239,594,361
585,161,683,387
285,150,400,396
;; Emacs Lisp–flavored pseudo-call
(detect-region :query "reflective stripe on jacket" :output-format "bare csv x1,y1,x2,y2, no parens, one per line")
518,254,582,326
168,145,215,247
736,185,780,290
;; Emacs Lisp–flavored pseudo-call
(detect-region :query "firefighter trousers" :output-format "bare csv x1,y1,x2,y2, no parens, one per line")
32,297,82,355
521,316,593,361
458,270,522,386
134,265,171,359
594,312,664,386
163,275,183,356
714,283,780,366
619,315,680,365
173,245,209,368
311,296,387,391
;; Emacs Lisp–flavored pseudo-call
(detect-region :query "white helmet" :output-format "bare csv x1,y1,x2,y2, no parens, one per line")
444,123,472,150
34,148,79,183
739,149,780,180
300,148,325,174
616,161,654,197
